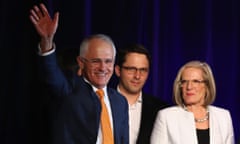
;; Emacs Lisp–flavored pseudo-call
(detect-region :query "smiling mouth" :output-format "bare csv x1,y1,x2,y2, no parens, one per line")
96,72,106,76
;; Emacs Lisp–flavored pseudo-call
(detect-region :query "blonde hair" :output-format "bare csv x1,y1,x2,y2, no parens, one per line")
173,60,216,107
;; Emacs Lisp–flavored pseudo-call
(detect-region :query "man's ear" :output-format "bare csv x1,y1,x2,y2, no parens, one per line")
76,56,83,69
115,65,121,77
76,56,83,76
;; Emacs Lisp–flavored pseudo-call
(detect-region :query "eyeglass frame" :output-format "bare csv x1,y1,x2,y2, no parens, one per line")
121,66,149,75
179,79,206,87
81,57,114,66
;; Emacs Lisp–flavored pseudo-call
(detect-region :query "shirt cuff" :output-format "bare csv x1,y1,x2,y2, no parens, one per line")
38,43,56,56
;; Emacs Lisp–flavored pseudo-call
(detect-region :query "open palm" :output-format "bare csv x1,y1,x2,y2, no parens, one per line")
29,3,59,39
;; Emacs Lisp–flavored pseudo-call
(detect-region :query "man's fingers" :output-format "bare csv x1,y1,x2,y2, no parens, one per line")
30,9,39,21
33,5,44,19
29,15,38,25
40,3,51,18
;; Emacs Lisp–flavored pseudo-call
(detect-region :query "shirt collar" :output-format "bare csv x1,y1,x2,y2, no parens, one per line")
83,77,107,94
117,85,142,104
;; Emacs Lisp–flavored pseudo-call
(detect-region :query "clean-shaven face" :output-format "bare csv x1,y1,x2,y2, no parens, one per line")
181,67,206,106
81,38,114,89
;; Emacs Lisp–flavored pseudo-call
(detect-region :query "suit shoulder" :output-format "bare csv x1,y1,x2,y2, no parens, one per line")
158,106,182,114
107,87,121,96
208,105,231,114
142,93,170,108
107,87,127,101
156,106,185,121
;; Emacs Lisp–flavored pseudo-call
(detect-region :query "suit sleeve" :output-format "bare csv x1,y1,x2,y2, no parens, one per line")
38,52,72,97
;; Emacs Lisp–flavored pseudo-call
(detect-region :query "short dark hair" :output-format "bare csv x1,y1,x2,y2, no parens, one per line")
115,44,151,67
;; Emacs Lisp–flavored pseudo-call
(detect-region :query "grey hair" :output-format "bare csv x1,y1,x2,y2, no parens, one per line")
79,34,116,58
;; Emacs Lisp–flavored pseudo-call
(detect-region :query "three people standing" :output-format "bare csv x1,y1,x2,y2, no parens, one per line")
30,3,235,144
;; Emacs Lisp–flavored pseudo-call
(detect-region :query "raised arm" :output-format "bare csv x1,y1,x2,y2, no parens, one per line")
29,3,59,53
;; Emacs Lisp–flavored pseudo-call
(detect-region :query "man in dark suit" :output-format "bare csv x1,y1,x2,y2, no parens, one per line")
114,44,169,144
29,3,129,144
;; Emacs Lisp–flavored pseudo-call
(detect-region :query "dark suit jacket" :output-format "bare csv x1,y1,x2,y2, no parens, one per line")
136,93,169,144
38,52,129,144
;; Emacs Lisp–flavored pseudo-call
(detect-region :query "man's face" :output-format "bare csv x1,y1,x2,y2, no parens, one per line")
80,38,114,89
115,53,149,95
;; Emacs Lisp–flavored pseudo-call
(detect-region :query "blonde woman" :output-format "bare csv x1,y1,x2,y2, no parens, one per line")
151,60,234,144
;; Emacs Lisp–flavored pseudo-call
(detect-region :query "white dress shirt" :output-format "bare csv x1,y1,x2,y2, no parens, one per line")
129,95,142,144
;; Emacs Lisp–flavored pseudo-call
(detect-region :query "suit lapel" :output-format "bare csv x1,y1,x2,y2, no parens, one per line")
209,106,223,144
177,109,198,144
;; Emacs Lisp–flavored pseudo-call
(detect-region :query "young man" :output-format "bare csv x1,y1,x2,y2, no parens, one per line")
114,44,169,144
29,3,129,144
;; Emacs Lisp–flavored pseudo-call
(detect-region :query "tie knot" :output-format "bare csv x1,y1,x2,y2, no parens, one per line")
96,89,104,99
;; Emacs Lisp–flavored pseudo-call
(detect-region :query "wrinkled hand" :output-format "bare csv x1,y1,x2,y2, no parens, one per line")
29,3,59,51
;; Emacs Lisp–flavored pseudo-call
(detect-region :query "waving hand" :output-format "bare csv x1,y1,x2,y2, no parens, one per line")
29,3,59,52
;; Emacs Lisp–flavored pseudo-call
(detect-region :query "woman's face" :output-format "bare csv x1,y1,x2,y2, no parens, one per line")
180,67,206,106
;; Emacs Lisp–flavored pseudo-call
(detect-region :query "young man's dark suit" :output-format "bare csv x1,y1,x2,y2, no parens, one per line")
136,93,169,144
38,52,129,144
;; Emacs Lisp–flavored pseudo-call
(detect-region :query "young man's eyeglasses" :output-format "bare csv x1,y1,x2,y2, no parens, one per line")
121,66,149,75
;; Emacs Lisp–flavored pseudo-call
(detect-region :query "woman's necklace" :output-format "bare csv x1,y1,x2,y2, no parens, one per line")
183,105,209,123
194,110,209,123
